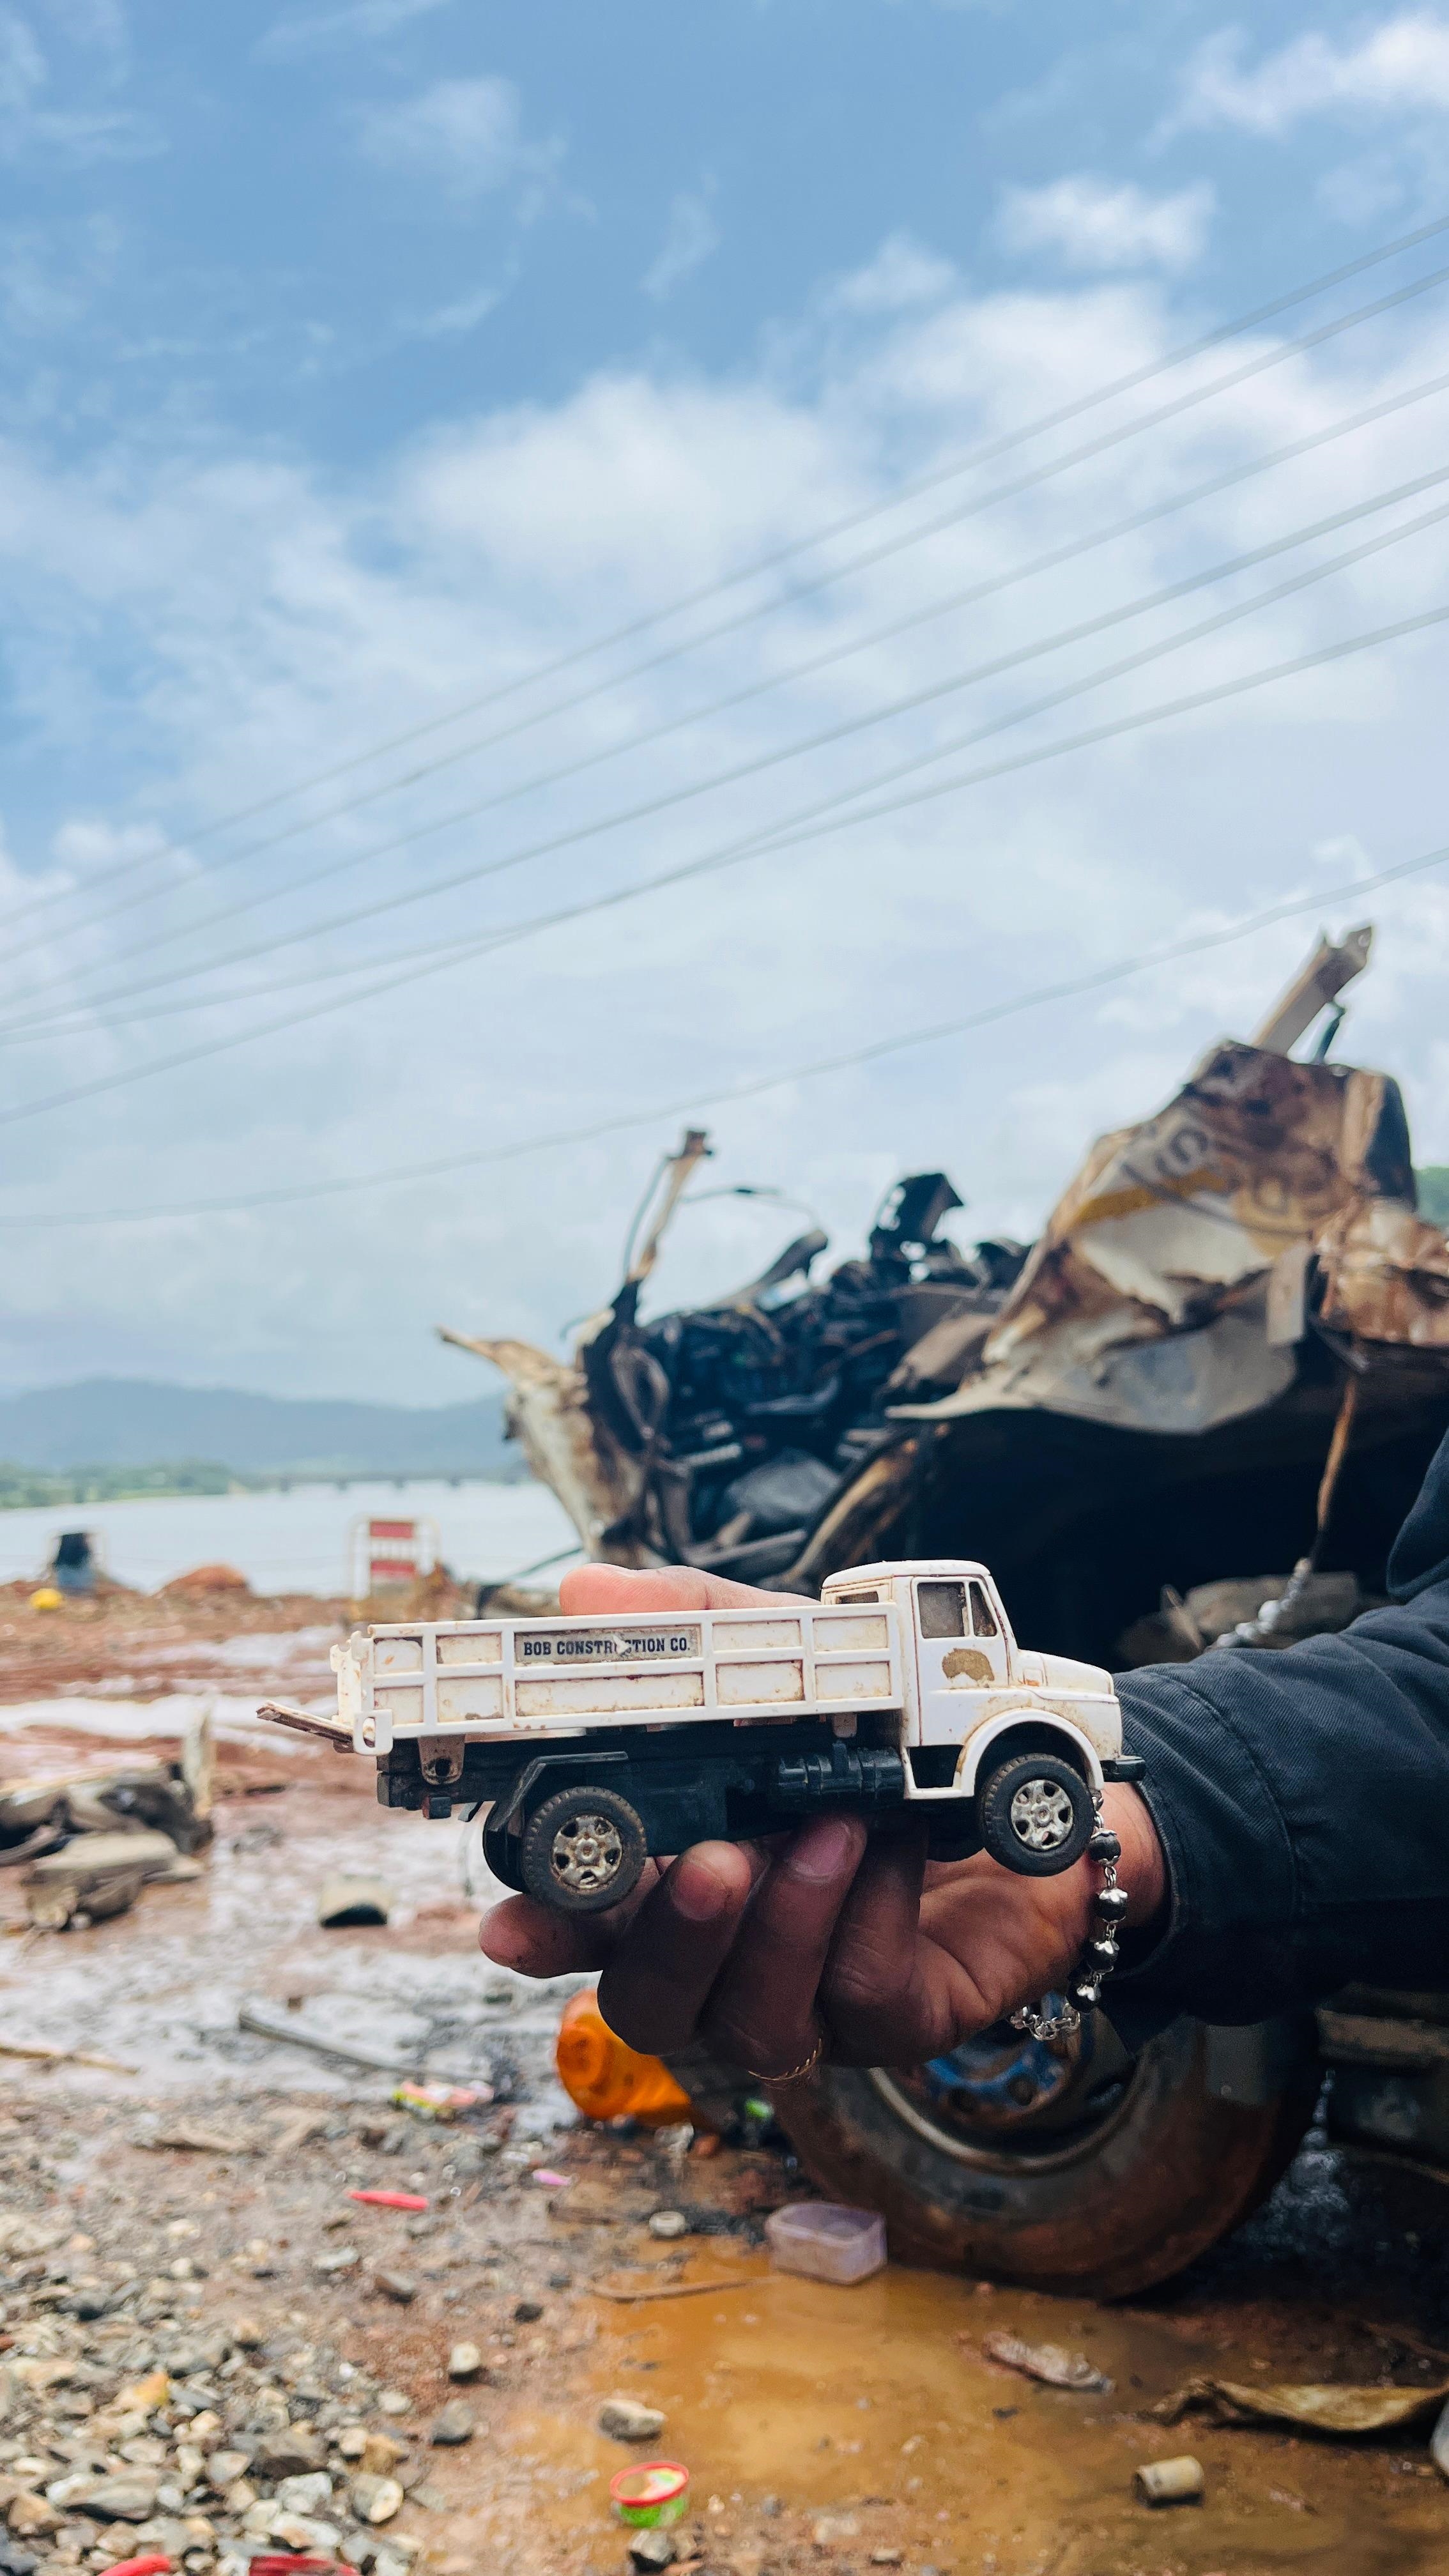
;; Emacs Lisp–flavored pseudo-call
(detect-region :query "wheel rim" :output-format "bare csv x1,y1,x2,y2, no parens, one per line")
868,2012,1139,2172
549,1810,625,1896
1008,1776,1075,1852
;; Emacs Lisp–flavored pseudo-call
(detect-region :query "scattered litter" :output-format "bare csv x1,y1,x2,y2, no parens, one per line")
1155,2375,1449,2434
600,2395,668,2442
0,2036,137,2074
532,2166,572,2189
592,2274,751,2305
99,2558,172,2576
390,2080,489,2120
348,2189,429,2211
1134,2457,1205,2506
978,2331,1112,2393
317,1874,392,1929
555,1989,694,2128
140,2120,254,2154
238,2000,491,2092
610,2462,690,2529
765,2202,886,2286
428,2401,474,2448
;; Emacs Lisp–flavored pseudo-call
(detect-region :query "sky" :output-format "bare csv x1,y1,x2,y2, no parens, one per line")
2,0,1449,1401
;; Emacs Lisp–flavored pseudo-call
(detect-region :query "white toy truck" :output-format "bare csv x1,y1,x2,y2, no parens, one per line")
261,1558,1140,1917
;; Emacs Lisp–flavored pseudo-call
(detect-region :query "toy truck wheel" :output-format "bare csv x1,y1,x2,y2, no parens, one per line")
978,1751,1094,1878
520,1784,648,1915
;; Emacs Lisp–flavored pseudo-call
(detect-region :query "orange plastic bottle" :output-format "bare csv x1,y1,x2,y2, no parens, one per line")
555,1987,694,2128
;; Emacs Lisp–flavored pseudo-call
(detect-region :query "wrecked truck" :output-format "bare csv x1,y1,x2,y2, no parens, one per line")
445,927,1449,2294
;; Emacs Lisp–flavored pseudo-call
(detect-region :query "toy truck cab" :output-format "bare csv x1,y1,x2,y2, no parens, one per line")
820,1558,1134,1876
266,1555,1138,1920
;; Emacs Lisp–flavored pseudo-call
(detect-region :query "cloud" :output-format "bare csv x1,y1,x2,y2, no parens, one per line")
0,3,155,163
2,252,1449,1394
641,187,720,303
1172,13,1449,136
353,73,562,208
995,175,1215,272
827,231,956,315
257,0,453,65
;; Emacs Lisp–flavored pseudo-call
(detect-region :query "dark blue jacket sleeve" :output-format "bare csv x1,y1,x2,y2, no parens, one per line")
1110,1422,1449,2029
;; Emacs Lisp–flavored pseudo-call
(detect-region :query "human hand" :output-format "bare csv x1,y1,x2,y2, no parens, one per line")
479,1565,1165,2076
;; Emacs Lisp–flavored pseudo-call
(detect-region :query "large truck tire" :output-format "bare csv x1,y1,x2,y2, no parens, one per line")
761,2013,1321,2300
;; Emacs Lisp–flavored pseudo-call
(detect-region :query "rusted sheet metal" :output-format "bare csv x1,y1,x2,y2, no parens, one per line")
438,1326,653,1565
900,1039,1425,1434
1314,1198,1449,1348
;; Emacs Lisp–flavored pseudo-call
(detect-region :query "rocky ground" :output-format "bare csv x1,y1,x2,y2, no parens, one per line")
5,1595,1449,2576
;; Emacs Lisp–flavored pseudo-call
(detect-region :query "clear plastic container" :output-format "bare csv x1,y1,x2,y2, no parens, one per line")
765,2200,887,2285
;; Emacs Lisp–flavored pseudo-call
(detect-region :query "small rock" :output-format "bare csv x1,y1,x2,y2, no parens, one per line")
314,2248,360,2277
68,2477,160,2524
254,2425,326,2478
447,2344,482,2382
229,2317,265,2348
627,2533,677,2572
428,2404,474,2450
759,2497,781,2518
205,2451,249,2490
372,2269,418,2307
378,2392,411,2418
271,2510,341,2552
275,2472,333,2513
812,2515,861,2548
317,1873,392,1928
512,2300,543,2324
599,2396,666,2444
360,2434,408,2478
6,2499,60,2540
350,2474,404,2526
870,2554,902,2568
647,2212,688,2241
335,2427,369,2460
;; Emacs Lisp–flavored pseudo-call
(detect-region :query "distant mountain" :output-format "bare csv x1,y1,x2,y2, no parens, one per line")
0,1377,515,1480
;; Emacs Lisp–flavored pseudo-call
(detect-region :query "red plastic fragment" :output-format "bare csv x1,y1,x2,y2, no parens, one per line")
102,2558,173,2576
346,2189,429,2211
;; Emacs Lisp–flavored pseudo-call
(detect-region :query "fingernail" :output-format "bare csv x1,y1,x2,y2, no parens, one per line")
671,1854,732,1922
787,1818,862,1882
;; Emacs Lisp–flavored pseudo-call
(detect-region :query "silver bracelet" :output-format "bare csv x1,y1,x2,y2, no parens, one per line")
1011,1809,1129,2043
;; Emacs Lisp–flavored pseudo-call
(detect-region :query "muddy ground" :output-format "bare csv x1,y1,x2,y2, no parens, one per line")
4,1597,1449,2576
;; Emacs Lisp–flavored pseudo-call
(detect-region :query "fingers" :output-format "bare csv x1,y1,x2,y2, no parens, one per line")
479,1892,620,1979
814,1822,956,2067
560,1563,799,1614
700,1815,869,2077
596,1841,759,2054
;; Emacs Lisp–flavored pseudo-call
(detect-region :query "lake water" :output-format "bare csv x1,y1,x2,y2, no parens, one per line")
0,1476,582,1596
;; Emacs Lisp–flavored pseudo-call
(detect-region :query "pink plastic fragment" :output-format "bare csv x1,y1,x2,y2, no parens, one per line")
532,2167,572,2188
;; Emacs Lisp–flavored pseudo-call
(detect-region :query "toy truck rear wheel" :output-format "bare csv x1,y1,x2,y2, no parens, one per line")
520,1784,648,1915
977,1750,1094,1878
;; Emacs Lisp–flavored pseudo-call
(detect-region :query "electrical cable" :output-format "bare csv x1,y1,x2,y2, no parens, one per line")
0,586,1445,1133
11,360,1449,1052
8,240,1449,983
4,829,1447,1230
14,439,1449,1038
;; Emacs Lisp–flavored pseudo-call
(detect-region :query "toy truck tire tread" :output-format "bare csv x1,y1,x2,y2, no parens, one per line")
977,1751,1094,1878
521,1783,648,1915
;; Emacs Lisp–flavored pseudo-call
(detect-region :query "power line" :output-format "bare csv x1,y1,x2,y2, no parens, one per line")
8,238,1449,988
14,433,1449,1040
5,831,1446,1230
0,588,1445,1132
11,362,1449,1052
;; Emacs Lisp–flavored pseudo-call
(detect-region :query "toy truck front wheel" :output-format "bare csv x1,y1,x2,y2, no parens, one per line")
977,1751,1094,1878
520,1783,648,1915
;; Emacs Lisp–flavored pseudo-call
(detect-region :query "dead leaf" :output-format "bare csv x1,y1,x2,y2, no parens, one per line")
1154,2373,1449,2435
977,2329,1111,2393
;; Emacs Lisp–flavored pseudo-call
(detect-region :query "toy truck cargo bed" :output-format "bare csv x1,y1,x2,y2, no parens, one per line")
334,1601,903,1751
